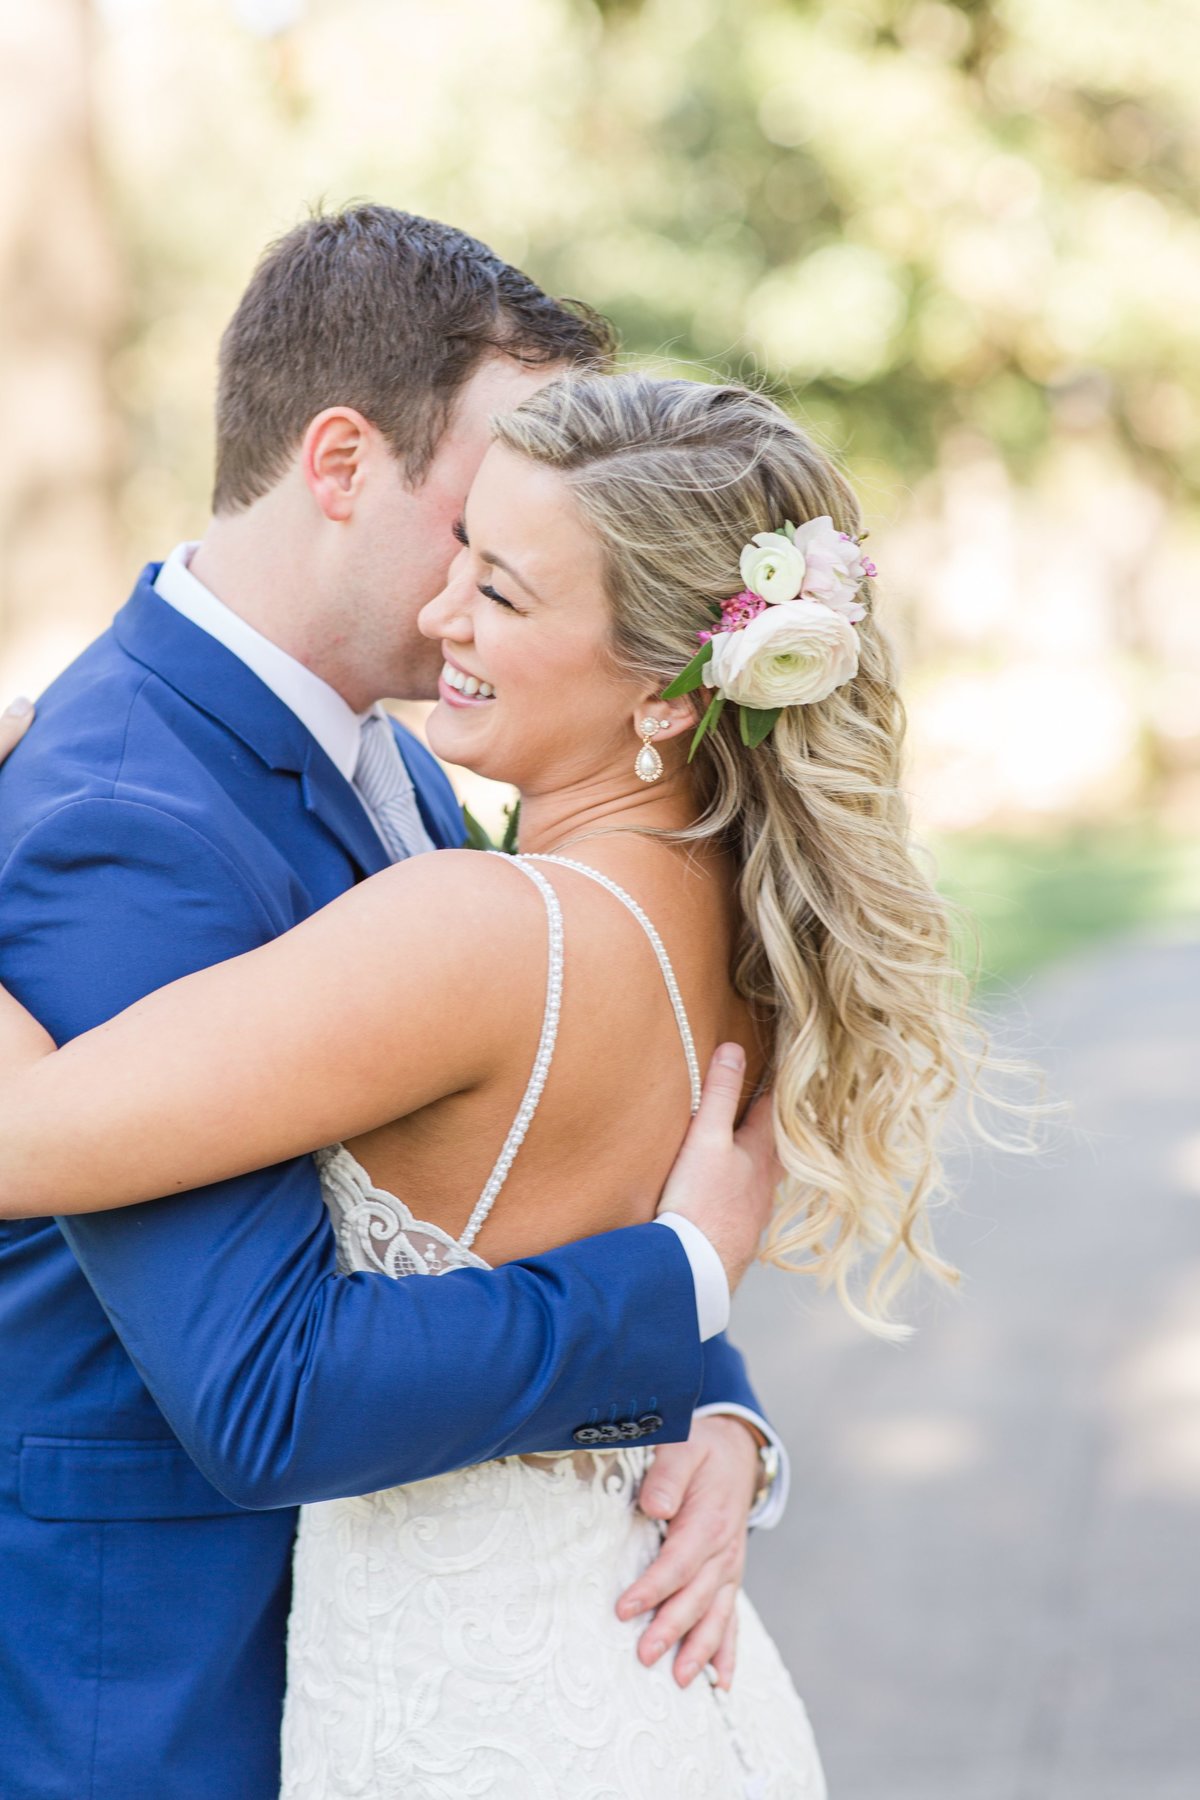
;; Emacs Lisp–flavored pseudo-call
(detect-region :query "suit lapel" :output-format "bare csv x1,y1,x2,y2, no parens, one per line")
115,566,393,880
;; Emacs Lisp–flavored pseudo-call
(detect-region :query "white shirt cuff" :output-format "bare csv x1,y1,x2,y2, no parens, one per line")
694,1403,792,1530
653,1213,730,1342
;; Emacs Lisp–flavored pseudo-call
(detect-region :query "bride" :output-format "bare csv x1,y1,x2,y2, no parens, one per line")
0,373,976,1797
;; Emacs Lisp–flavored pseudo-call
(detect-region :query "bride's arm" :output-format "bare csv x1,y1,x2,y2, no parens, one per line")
0,848,539,1218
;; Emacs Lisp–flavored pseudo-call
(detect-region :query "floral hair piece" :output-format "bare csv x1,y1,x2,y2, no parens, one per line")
661,516,876,756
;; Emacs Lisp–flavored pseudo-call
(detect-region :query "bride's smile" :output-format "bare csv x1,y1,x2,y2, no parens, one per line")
437,653,496,702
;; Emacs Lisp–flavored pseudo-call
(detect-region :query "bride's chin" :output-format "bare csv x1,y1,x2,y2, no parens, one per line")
426,706,505,777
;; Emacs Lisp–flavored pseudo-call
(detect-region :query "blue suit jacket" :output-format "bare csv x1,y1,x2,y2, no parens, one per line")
0,567,766,1800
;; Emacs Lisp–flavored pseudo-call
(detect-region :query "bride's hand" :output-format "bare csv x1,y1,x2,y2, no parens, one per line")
0,697,34,761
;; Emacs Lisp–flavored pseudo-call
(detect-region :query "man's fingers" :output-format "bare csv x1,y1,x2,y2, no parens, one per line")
690,1043,746,1142
635,1556,727,1671
636,1439,701,1525
617,1530,696,1622
710,1602,740,1691
672,1581,739,1688
619,1488,735,1621
0,697,34,762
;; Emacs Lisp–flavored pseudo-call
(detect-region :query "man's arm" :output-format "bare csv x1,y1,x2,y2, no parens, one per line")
0,797,707,1505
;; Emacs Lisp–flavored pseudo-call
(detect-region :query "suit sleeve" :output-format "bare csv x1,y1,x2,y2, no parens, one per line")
696,1332,760,1415
0,798,703,1507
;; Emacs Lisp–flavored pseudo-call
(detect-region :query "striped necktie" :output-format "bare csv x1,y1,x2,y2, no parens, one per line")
353,713,435,863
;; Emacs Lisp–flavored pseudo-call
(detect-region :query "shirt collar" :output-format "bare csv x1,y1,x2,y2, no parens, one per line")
153,542,377,782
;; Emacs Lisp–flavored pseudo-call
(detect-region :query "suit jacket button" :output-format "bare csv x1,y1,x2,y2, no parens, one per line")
637,1413,664,1437
572,1425,603,1445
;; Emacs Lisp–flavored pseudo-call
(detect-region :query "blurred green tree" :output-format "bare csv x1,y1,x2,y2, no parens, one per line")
4,0,1198,834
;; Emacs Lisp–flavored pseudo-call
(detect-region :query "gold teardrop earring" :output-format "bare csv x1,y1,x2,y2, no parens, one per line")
634,718,665,784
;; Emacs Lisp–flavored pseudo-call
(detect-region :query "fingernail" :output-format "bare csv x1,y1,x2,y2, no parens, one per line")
644,1638,664,1662
715,1043,745,1071
678,1661,696,1684
618,1598,640,1619
4,696,32,719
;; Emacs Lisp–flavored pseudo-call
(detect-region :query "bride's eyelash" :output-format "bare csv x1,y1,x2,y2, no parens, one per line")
478,582,518,613
455,518,518,610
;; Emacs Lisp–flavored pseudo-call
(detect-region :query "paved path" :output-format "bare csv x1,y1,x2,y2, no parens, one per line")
735,923,1200,1800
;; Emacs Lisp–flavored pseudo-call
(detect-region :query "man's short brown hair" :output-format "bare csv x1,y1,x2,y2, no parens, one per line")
212,204,616,513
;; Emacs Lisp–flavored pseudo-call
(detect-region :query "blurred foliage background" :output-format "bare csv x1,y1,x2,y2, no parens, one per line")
3,0,1199,979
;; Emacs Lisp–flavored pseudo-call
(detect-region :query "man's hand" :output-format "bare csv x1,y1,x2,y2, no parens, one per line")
658,1044,779,1293
616,1414,760,1690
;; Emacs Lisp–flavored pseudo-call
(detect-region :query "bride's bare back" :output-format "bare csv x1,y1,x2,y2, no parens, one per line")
345,836,765,1268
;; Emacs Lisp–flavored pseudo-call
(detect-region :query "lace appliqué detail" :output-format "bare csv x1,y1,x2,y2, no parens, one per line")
316,1145,491,1278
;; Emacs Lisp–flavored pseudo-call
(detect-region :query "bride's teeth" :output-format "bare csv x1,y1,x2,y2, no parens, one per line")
442,662,495,698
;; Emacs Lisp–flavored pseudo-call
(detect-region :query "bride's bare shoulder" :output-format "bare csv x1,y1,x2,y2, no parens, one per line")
328,848,553,983
360,846,542,912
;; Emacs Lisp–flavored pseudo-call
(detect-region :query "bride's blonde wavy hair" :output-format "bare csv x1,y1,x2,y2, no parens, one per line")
494,372,1023,1340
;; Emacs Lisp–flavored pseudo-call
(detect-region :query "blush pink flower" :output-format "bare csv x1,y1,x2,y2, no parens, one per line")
791,516,873,622
698,591,768,644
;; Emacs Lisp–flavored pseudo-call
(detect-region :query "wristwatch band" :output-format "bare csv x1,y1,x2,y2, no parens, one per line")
751,1442,781,1512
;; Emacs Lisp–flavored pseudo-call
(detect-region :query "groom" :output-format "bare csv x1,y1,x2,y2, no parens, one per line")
0,207,789,1800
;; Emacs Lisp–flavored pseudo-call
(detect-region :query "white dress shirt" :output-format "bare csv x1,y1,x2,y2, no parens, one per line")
154,544,787,1524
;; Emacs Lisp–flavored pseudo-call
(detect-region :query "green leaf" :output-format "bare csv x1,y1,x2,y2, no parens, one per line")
461,804,496,851
782,519,797,542
661,643,713,700
500,800,521,855
738,705,781,748
687,691,727,762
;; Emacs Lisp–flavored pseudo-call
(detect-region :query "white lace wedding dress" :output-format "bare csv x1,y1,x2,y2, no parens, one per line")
281,854,827,1799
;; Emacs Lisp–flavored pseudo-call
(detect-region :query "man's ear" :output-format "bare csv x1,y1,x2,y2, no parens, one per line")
300,407,374,522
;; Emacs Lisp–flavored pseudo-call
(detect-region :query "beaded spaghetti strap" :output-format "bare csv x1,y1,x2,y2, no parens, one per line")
526,854,703,1115
457,854,564,1251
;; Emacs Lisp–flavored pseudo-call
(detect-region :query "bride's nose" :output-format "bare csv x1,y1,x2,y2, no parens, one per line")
418,574,474,644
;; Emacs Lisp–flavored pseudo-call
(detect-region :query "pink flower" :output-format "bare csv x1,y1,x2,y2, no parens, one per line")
792,516,873,622
698,590,769,643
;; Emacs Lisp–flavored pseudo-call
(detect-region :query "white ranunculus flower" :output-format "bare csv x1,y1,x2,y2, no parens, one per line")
793,515,870,622
739,531,806,603
706,600,859,708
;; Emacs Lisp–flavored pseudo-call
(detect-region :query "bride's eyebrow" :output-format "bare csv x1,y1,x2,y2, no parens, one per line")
460,505,546,603
479,549,546,605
